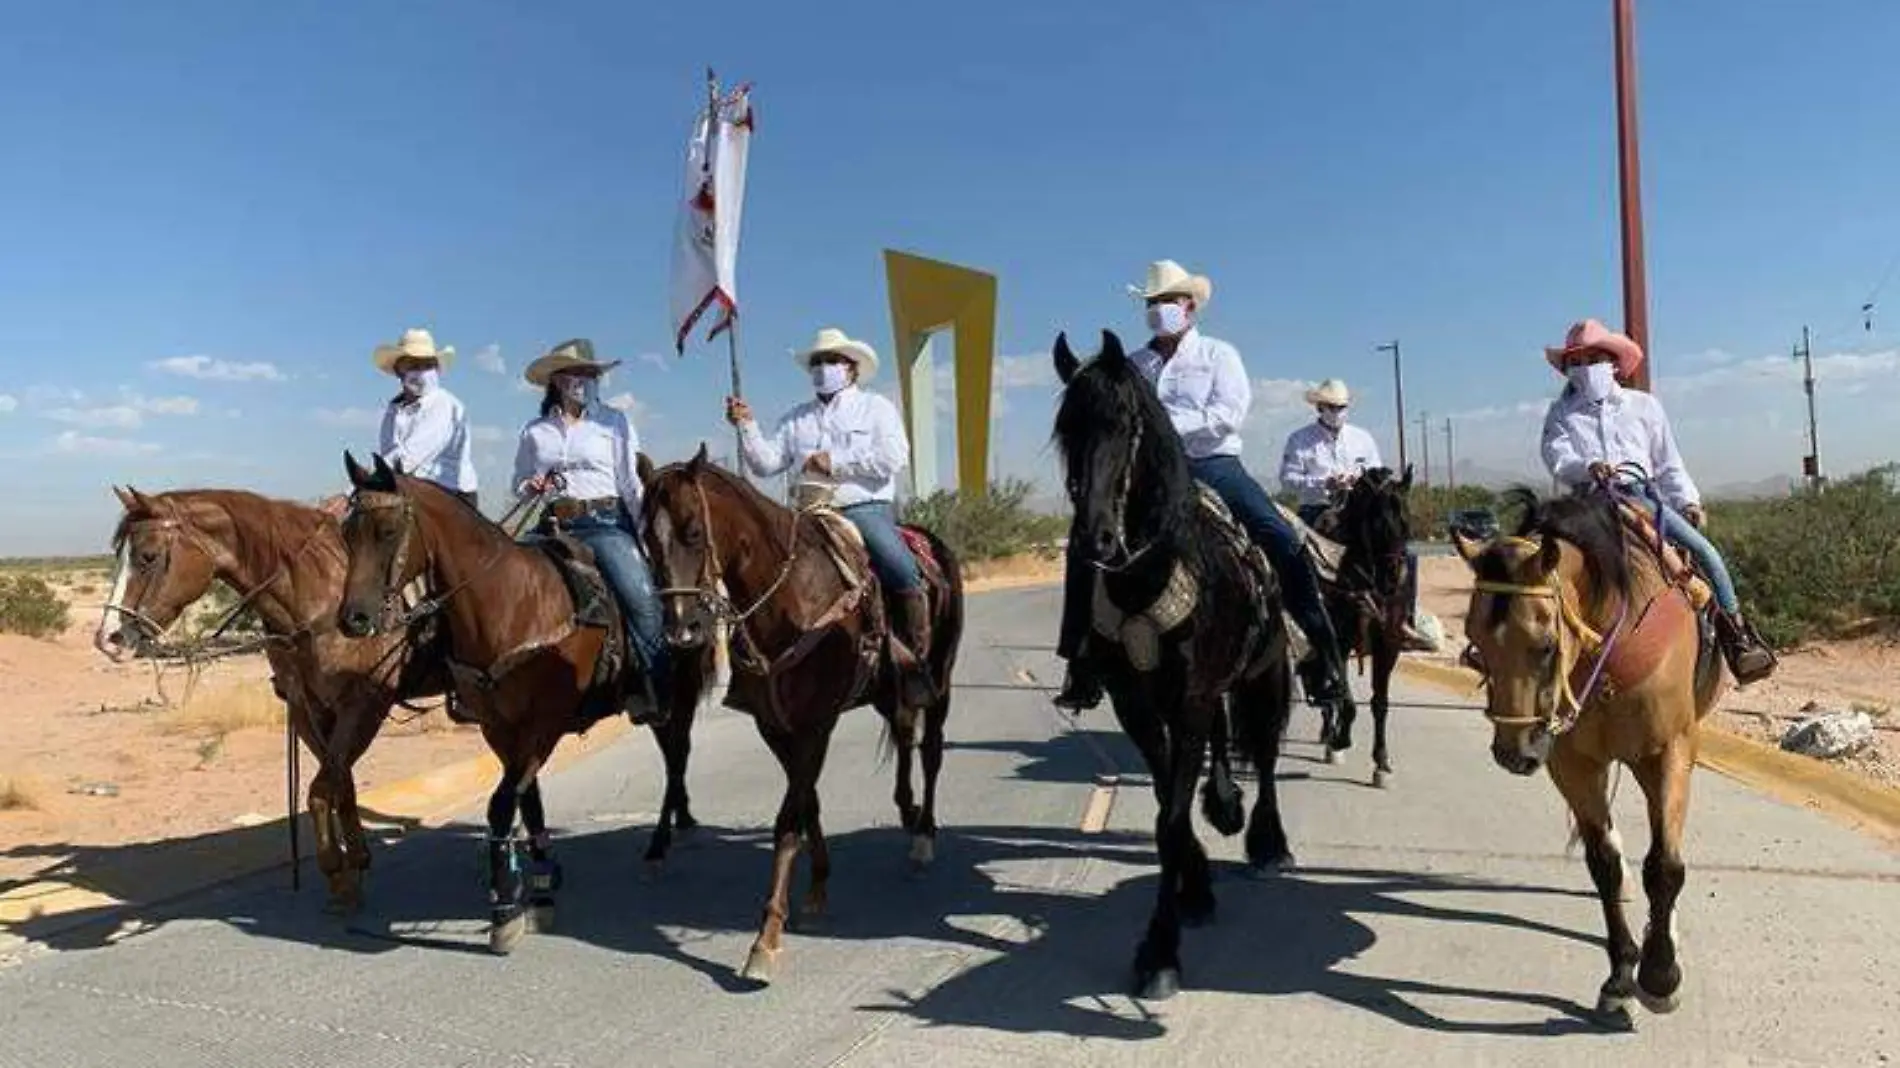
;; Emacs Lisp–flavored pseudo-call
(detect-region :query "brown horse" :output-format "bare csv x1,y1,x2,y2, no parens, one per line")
95,486,450,913
334,452,712,954
1455,486,1724,1028
638,446,964,985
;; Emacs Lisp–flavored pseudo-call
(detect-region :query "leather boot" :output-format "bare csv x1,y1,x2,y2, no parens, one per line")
893,589,937,708
1052,659,1105,712
1715,610,1777,685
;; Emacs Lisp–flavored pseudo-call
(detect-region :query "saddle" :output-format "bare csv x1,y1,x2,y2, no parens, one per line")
1272,502,1348,587
1611,498,1714,612
525,530,630,724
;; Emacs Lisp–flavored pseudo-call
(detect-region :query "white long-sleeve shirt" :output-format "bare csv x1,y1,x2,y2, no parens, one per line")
1541,384,1700,511
1279,421,1383,507
378,386,478,492
512,406,645,522
738,385,908,507
1129,328,1250,459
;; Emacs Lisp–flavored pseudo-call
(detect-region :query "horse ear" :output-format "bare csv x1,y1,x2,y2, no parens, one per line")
128,487,160,514
1536,534,1562,575
1053,332,1079,384
371,453,396,486
688,442,709,472
113,485,140,513
343,450,371,488
636,451,656,487
1099,329,1126,364
1452,529,1484,567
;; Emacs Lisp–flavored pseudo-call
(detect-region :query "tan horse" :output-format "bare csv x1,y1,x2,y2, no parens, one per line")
96,487,451,913
1454,487,1725,1028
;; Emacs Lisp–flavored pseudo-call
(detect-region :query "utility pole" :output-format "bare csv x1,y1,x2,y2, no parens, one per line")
1797,324,1821,490
1615,0,1652,390
1444,418,1455,493
1416,410,1432,487
1377,340,1407,472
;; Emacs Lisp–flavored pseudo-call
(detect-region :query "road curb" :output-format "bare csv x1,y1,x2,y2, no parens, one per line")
1394,658,1900,847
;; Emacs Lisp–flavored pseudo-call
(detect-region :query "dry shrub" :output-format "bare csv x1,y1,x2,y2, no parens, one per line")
0,773,49,812
157,680,288,738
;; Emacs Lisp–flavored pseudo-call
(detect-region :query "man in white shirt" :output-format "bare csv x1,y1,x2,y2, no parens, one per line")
1280,379,1430,649
724,327,937,707
1052,260,1352,712
373,327,479,507
1540,318,1776,684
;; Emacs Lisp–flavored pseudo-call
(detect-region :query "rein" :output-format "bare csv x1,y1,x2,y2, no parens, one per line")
1091,420,1153,573
1473,565,1627,737
349,484,548,632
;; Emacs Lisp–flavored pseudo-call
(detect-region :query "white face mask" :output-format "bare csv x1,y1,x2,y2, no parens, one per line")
555,373,595,409
1317,408,1344,430
1568,362,1616,403
1146,301,1191,338
811,362,851,396
399,367,438,397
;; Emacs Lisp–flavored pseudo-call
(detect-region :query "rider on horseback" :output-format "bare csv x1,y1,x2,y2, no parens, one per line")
372,327,480,508
1279,377,1431,650
723,327,938,707
1053,260,1353,711
512,339,671,724
1539,319,1777,685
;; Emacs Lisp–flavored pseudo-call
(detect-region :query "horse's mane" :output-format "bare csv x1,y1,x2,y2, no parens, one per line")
1052,349,1198,551
115,489,339,583
1474,487,1632,618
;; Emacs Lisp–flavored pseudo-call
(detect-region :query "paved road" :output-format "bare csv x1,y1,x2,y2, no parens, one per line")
4,587,1896,1067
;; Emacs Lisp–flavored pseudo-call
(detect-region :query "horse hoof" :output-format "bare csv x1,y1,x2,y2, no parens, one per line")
1594,999,1637,1032
530,904,556,934
1323,748,1340,765
908,834,936,871
489,911,529,956
1635,983,1681,1015
739,945,780,985
1137,967,1182,1001
1371,768,1391,789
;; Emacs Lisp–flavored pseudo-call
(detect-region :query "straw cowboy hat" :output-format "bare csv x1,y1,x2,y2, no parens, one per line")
1305,378,1352,407
1129,259,1213,307
792,327,880,382
1545,318,1645,380
524,338,622,387
372,328,455,375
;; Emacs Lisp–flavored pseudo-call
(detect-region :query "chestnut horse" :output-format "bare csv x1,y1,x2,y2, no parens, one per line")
638,446,964,985
1455,486,1724,1027
96,486,450,913
335,453,711,954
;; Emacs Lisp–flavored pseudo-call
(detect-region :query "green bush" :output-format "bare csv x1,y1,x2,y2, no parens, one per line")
0,575,72,638
179,581,263,640
901,478,1068,563
1709,466,1900,646
1406,484,1507,540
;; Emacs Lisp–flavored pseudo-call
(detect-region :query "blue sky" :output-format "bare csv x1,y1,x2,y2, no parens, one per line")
4,0,1899,554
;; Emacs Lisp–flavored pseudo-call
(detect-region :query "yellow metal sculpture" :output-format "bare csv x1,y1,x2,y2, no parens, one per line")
882,249,997,498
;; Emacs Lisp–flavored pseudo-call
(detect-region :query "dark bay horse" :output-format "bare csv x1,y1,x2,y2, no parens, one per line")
1310,466,1414,786
1052,330,1296,1001
1455,487,1724,1027
335,453,712,954
638,446,965,985
96,486,450,913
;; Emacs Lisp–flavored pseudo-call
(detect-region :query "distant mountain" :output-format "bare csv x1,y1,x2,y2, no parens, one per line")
1442,460,1547,490
1708,474,1799,501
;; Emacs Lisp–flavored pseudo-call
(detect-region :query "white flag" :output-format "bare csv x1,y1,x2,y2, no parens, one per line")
669,82,754,355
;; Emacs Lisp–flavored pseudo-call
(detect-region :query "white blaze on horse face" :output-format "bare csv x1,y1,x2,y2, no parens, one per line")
94,542,134,661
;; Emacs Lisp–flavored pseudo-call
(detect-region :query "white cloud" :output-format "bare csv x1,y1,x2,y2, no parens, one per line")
137,394,200,415
637,352,672,372
52,431,160,457
1448,399,1546,423
150,355,286,382
47,405,143,429
603,392,649,418
995,353,1059,390
0,394,16,413
1249,377,1317,423
473,344,505,374
313,407,383,428
471,424,508,443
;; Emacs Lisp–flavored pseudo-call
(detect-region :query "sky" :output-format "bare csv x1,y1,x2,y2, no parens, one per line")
4,0,1899,555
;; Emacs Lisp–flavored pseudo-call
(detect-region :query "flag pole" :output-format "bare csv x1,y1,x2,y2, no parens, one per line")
706,68,748,478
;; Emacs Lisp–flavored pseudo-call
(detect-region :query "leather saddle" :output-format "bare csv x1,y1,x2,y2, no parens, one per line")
524,529,631,723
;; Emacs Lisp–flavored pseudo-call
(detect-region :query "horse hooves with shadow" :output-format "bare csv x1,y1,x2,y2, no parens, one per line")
1051,329,1297,1000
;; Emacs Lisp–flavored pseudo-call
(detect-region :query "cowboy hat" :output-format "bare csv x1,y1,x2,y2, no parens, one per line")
1544,318,1645,380
792,327,879,382
1305,378,1352,407
372,327,455,375
1128,259,1213,307
524,338,622,387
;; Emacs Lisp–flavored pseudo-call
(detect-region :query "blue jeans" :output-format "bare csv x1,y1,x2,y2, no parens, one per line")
841,502,920,593
1638,497,1741,614
1190,456,1341,656
561,509,669,679
1297,504,1420,621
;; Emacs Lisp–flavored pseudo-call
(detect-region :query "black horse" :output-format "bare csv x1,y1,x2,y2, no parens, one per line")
1052,329,1296,1000
1311,467,1415,787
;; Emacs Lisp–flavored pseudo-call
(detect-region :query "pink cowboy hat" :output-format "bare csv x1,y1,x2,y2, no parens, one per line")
1544,318,1645,380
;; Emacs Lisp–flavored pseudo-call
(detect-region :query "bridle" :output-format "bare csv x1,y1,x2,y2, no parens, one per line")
342,486,531,634
1471,536,1629,738
1084,420,1154,573
650,469,808,635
